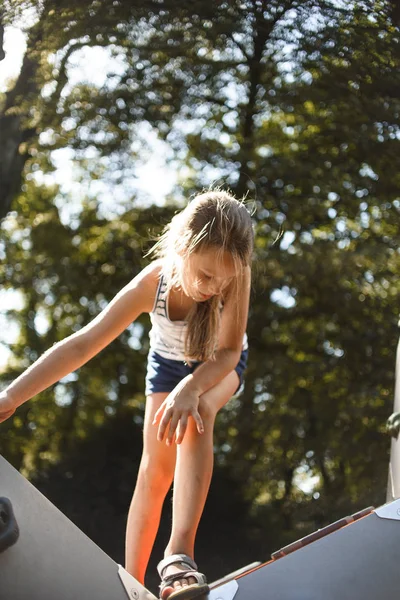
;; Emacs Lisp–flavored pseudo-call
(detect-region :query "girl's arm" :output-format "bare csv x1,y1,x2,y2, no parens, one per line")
1,263,160,416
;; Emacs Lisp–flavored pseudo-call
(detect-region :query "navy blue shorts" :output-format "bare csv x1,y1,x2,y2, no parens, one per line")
145,348,248,396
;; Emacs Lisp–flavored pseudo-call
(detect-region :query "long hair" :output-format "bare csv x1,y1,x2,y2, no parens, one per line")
149,189,254,361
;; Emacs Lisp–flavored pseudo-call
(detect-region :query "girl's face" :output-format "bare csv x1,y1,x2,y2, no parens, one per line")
181,247,238,302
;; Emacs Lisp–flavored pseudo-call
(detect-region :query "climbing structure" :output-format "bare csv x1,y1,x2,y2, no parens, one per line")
2,453,400,600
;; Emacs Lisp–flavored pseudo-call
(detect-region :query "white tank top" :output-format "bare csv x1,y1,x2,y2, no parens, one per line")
149,275,248,361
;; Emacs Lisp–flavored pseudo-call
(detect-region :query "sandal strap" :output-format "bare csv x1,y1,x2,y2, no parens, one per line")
159,571,208,597
159,570,201,588
157,553,197,578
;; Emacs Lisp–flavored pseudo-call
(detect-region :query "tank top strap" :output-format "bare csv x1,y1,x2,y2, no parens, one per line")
152,274,168,317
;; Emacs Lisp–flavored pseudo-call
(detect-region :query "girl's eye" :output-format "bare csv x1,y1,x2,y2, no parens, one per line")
201,272,212,280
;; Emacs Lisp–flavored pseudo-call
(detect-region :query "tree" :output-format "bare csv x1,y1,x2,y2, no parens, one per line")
1,0,341,219
0,0,162,218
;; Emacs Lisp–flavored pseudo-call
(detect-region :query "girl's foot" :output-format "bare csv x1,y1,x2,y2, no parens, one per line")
157,554,209,600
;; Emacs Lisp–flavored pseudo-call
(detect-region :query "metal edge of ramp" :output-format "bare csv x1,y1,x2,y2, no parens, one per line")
209,561,262,589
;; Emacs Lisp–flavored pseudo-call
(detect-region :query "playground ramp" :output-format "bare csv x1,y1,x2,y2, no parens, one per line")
1,453,400,600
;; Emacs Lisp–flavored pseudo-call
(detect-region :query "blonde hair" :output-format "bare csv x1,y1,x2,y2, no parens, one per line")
149,189,254,361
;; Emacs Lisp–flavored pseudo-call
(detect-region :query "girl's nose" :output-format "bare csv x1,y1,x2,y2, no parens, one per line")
210,281,223,295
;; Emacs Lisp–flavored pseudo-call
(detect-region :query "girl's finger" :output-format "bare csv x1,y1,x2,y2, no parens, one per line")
192,410,204,435
152,404,164,426
175,414,188,445
157,408,172,441
165,413,180,446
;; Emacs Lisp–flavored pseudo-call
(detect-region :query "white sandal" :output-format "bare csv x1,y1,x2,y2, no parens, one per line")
157,553,209,600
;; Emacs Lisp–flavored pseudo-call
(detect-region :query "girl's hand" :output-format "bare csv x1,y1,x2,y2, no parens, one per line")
0,390,17,424
153,377,204,445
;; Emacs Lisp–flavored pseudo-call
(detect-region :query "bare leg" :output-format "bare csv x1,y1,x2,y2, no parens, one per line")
161,371,239,597
125,393,176,583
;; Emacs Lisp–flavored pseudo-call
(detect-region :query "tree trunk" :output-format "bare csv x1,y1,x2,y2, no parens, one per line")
0,33,42,219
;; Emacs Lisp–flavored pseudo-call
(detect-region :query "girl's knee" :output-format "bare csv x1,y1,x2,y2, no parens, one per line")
198,397,218,424
137,454,174,489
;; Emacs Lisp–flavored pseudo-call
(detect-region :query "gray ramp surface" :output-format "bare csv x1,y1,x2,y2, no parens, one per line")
210,500,400,600
0,455,156,600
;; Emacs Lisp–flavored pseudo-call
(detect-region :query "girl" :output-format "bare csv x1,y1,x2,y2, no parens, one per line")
0,189,254,600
